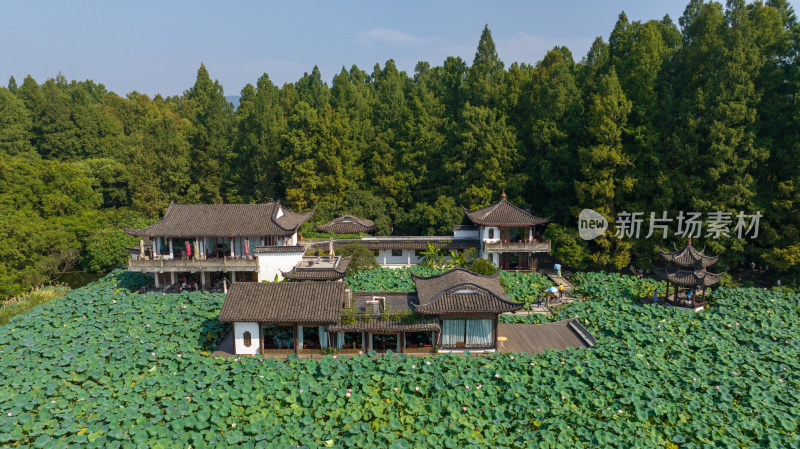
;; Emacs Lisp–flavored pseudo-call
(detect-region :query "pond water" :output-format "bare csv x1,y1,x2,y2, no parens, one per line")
56,271,105,289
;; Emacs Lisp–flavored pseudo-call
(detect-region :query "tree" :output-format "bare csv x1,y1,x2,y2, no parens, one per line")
181,63,233,203
335,243,379,274
575,67,632,218
296,66,330,110
465,25,505,109
468,257,498,276
7,76,17,94
0,88,34,156
448,103,518,206
279,102,362,210
230,73,286,202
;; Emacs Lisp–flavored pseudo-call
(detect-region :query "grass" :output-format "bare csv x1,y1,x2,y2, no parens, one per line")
0,284,71,325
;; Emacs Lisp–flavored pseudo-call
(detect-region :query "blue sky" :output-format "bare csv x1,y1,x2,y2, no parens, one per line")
1,1,797,97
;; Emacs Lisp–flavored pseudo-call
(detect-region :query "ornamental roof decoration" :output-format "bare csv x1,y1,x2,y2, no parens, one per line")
315,215,376,234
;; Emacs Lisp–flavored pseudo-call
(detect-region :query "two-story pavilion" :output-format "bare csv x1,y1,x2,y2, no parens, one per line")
125,201,313,289
460,191,550,270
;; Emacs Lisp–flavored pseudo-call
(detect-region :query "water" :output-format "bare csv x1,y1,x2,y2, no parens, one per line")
56,271,105,289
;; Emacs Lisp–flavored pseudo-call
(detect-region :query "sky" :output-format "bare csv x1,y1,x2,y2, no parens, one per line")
2,1,798,98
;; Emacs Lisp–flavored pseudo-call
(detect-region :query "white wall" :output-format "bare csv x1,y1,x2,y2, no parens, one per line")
453,228,480,239
377,249,422,266
256,251,305,281
481,226,500,243
234,322,260,355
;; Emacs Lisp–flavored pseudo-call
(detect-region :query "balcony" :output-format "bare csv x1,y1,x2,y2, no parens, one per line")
483,240,551,252
128,256,259,273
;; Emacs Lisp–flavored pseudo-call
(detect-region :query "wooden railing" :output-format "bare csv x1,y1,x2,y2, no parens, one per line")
484,240,551,251
128,257,259,271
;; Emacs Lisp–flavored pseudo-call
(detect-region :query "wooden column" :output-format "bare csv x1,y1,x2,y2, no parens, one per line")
493,315,499,349
170,272,177,285
260,323,265,355
293,324,299,355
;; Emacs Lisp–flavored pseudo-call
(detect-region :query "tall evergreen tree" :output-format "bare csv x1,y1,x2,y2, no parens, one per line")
230,73,285,203
0,88,34,156
181,63,233,203
7,76,17,94
465,25,505,109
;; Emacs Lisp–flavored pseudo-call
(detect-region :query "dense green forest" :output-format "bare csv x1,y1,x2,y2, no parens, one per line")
1,0,799,298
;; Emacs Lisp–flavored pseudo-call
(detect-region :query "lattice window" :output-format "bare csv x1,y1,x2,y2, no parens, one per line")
243,331,252,347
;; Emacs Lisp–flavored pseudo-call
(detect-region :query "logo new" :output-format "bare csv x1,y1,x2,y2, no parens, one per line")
578,209,608,241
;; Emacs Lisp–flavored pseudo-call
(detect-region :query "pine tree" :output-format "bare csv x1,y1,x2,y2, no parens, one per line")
231,73,285,203
181,63,233,203
7,76,17,94
0,88,34,156
465,25,505,109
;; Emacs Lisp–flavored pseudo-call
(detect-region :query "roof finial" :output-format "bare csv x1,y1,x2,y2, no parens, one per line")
501,189,507,200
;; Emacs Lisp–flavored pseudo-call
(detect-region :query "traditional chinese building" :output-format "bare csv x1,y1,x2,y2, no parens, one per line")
219,268,524,355
460,190,550,270
125,201,313,289
655,242,723,310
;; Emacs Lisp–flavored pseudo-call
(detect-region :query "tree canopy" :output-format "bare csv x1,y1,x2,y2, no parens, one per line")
2,0,799,297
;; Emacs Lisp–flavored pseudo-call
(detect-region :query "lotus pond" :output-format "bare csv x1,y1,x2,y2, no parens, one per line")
1,270,799,448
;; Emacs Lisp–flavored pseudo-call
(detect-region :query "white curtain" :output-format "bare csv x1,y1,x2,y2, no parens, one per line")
465,320,493,347
319,326,329,348
298,326,304,349
442,320,465,346
336,333,344,349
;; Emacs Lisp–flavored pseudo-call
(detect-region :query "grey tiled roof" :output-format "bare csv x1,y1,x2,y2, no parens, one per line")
658,243,719,268
463,200,548,226
316,215,375,234
358,239,481,250
653,267,723,287
282,257,351,281
411,268,522,314
218,281,346,323
329,317,440,333
252,245,306,254
125,201,313,238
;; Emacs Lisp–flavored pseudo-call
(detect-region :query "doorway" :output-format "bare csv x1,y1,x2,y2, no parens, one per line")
371,334,398,353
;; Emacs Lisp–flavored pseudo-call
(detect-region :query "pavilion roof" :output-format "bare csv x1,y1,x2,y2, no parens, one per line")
658,243,719,268
462,198,548,227
653,267,724,288
125,201,313,238
315,215,375,234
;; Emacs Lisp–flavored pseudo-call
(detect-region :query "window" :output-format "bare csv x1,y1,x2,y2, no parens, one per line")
373,250,379,257
243,331,252,347
488,228,495,239
441,319,493,348
391,249,402,257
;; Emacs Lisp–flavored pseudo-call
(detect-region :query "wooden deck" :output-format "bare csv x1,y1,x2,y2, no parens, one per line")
497,320,595,354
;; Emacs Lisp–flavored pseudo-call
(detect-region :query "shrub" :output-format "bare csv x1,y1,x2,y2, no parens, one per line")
467,257,498,276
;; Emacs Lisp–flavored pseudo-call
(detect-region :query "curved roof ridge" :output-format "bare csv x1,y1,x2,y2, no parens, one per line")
410,267,500,281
